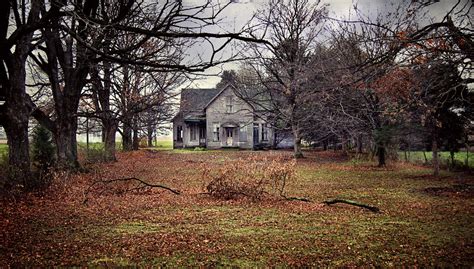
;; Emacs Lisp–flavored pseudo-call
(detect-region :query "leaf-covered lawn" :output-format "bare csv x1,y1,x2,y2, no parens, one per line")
1,150,473,267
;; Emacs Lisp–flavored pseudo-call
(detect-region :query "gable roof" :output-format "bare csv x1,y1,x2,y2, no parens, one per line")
179,88,220,113
204,84,258,113
173,84,256,122
204,84,236,109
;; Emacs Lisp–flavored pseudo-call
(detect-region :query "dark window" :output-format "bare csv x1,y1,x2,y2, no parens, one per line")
199,126,206,139
262,124,269,141
239,123,247,142
177,125,183,141
253,123,259,144
190,125,197,141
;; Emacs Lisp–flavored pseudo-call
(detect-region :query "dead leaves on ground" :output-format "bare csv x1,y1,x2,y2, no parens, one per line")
1,150,473,267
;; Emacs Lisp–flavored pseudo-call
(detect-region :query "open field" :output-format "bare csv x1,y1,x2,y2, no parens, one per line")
76,141,173,151
154,140,173,149
0,149,473,266
399,151,474,168
3,140,473,168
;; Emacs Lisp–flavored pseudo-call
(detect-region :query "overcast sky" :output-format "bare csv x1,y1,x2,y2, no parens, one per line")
183,0,468,88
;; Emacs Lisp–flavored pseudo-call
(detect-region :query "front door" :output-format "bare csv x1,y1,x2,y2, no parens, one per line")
199,125,206,146
225,127,233,146
253,124,259,146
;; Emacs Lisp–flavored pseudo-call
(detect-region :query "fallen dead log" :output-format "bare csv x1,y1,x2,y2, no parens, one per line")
322,199,380,213
83,177,180,204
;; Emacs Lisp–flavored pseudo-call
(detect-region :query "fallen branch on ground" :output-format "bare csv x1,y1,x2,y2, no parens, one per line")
322,199,380,213
83,177,180,204
100,177,181,195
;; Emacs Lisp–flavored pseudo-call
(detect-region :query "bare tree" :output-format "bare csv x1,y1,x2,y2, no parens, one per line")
27,0,268,169
112,62,183,152
347,0,472,170
1,0,269,189
0,0,51,188
240,0,327,158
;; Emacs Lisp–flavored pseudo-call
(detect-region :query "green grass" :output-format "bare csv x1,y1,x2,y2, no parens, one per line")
0,143,7,156
154,140,172,149
170,148,210,154
78,142,108,150
77,141,173,151
399,150,474,168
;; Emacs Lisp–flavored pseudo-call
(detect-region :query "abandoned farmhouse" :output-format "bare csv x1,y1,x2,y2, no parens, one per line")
172,85,286,149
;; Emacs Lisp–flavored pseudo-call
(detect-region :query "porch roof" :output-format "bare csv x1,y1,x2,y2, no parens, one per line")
183,113,206,123
221,122,238,128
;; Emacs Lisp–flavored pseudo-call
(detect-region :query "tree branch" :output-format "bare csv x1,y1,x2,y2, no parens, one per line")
323,198,380,213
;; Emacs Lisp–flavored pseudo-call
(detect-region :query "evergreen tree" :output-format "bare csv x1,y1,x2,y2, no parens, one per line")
32,125,56,171
216,70,238,89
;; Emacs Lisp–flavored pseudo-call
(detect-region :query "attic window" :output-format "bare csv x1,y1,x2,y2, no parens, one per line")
226,96,233,113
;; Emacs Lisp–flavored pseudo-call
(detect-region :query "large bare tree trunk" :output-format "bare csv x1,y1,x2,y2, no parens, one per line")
54,116,79,169
122,119,133,151
377,146,386,167
53,80,83,169
35,1,94,171
31,38,83,171
91,61,117,161
3,108,33,188
147,125,154,147
292,123,303,158
0,0,41,189
101,126,106,143
2,58,34,188
132,124,139,150
103,121,118,161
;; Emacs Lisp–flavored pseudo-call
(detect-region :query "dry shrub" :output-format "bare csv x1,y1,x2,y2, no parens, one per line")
202,156,296,201
139,137,148,148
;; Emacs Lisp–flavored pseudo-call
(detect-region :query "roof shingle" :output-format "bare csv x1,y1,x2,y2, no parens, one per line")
179,88,220,113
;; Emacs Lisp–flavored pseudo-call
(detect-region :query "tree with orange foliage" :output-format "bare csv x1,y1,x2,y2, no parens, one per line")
324,0,472,171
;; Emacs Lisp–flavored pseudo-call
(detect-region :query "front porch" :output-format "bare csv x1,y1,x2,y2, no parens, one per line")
184,119,207,148
221,122,239,148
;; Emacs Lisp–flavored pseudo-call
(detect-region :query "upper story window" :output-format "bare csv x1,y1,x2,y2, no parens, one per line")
226,96,233,113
